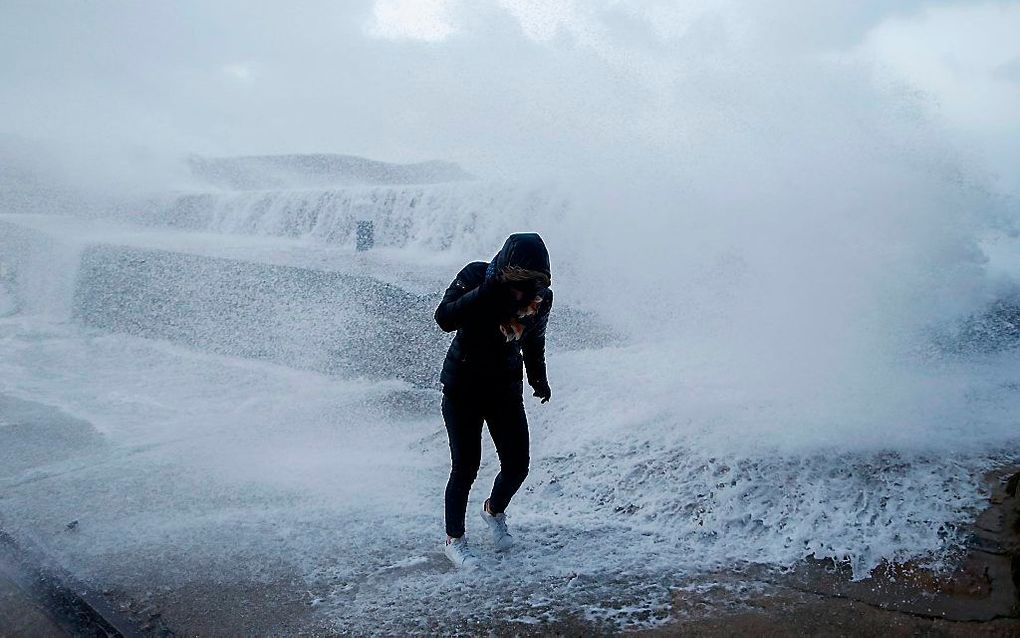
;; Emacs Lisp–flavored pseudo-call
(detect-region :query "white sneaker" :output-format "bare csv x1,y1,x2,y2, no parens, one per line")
444,536,480,569
480,501,514,551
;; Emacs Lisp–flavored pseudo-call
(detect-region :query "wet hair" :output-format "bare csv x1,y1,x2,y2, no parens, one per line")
500,266,551,290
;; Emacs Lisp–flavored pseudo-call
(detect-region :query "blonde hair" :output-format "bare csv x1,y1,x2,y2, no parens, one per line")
500,266,550,289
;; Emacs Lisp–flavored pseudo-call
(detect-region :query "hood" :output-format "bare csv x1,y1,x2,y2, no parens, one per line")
485,232,551,281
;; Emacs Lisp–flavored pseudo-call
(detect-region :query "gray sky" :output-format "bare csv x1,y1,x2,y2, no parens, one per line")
1,1,1017,192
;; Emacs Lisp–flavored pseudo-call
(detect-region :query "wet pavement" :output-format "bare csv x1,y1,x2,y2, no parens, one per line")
1,372,1018,635
0,529,137,637
0,568,65,637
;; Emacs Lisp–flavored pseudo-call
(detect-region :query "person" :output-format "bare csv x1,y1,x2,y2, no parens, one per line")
434,232,553,568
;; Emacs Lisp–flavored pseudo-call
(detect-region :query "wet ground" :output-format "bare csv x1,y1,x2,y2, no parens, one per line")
2,456,1017,637
0,570,65,637
1,338,1018,636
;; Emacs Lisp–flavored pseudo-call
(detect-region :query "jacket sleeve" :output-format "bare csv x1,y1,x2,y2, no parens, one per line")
434,264,496,333
522,289,552,386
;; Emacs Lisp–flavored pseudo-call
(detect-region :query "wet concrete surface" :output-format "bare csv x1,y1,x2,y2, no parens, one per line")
0,529,139,637
643,592,1020,637
100,580,317,636
0,568,66,637
2,390,1018,636
0,394,136,637
636,465,1020,637
0,394,106,476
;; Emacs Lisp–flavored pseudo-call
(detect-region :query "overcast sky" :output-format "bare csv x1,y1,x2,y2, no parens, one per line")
1,1,1017,192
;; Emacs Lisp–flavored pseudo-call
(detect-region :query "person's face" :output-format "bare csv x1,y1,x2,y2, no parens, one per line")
508,281,545,316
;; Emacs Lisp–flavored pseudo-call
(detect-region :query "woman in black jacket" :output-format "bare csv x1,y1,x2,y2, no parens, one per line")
434,233,553,568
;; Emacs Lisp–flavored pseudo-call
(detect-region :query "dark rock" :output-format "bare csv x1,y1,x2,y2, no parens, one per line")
648,466,1020,636
782,466,1020,621
1006,472,1019,498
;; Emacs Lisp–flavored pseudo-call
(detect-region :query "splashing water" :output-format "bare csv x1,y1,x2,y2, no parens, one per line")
1,3,1019,632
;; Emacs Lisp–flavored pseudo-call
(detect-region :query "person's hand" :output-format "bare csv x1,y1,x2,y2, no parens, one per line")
517,295,543,318
478,277,518,320
531,380,551,403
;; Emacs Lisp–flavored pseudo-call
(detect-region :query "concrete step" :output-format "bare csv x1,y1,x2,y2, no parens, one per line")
0,214,613,389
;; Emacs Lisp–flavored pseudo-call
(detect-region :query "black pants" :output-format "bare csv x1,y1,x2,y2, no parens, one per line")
442,389,530,538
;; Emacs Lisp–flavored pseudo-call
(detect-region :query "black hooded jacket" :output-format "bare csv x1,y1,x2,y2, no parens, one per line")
434,233,552,396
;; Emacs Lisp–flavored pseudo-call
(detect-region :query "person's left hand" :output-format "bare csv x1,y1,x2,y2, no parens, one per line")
531,380,551,403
